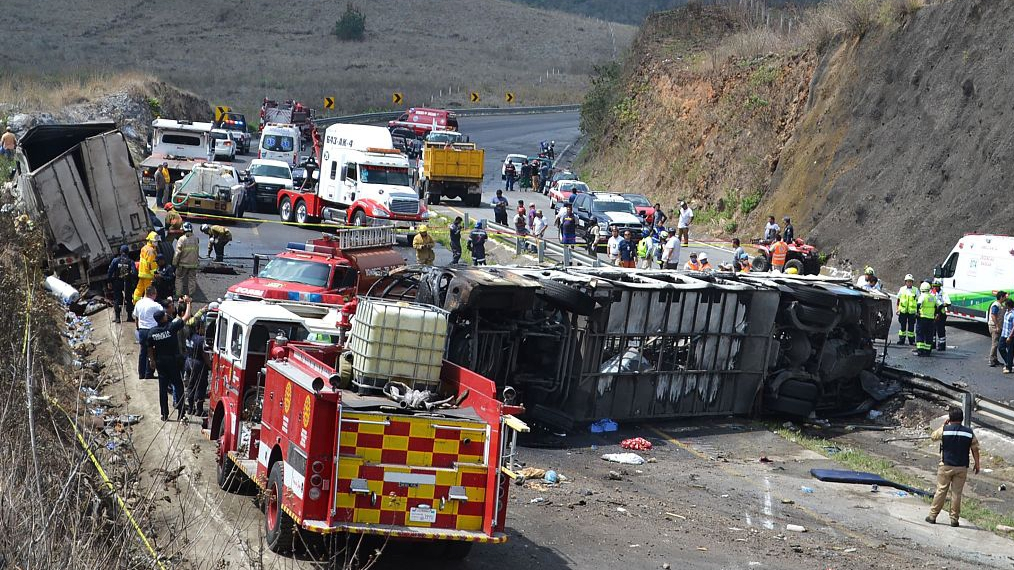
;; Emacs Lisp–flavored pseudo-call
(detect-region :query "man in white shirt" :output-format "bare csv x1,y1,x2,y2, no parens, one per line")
677,201,694,246
763,216,780,242
606,227,622,265
662,231,682,269
132,285,162,379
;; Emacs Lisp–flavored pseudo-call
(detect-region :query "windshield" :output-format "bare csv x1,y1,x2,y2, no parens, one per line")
561,182,588,193
426,132,463,144
261,134,294,152
211,132,228,140
594,200,636,214
360,164,412,186
249,164,291,180
257,258,331,287
623,194,650,207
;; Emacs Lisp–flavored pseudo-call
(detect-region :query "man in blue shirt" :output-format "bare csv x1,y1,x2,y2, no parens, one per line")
491,190,509,225
618,230,636,268
999,299,1014,373
558,204,577,245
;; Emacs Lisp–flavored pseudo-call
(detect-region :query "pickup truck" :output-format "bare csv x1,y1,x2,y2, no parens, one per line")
416,131,484,206
15,123,152,284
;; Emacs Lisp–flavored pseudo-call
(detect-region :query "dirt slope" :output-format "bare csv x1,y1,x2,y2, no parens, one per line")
579,0,1013,285
5,0,635,115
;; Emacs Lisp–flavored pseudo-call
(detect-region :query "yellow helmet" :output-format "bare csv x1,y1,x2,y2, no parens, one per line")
418,225,428,233
146,231,158,242
785,266,799,275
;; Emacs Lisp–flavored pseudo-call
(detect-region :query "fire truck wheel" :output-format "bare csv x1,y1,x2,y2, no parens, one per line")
279,197,294,223
265,461,296,553
442,540,474,560
214,423,243,493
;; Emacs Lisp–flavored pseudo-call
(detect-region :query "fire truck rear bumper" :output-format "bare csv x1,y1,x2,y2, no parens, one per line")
299,520,508,543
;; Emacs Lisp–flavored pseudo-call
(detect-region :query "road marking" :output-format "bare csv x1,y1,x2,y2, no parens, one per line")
646,425,709,460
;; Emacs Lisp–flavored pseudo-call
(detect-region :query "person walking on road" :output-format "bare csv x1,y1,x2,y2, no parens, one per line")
201,224,232,262
173,222,200,298
154,162,170,206
132,286,161,380
106,245,136,324
999,299,1014,373
530,161,541,195
662,231,681,269
504,161,517,192
988,291,1008,367
926,408,980,527
606,227,622,265
769,234,789,272
916,282,938,357
677,202,694,246
933,278,951,351
491,190,509,225
148,297,193,422
449,216,463,264
412,225,435,265
618,230,636,268
559,203,577,246
782,217,795,243
896,274,919,346
1,126,17,158
133,232,159,304
467,221,488,266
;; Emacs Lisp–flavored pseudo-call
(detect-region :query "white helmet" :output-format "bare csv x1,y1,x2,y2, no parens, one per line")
200,223,210,233
904,274,914,281
699,252,708,261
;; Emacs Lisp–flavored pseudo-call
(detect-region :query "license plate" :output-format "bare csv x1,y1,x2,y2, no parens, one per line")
409,506,437,523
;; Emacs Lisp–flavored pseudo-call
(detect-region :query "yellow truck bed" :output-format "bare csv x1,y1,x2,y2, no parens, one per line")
422,145,485,183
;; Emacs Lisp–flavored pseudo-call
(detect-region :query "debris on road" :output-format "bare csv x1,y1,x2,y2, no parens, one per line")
590,418,618,433
786,524,807,532
620,437,653,451
602,453,646,465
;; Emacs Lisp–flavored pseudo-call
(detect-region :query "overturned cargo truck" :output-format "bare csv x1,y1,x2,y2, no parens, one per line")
15,123,152,284
368,267,893,428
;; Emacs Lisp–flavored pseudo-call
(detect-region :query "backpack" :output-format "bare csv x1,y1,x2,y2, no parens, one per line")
116,255,136,280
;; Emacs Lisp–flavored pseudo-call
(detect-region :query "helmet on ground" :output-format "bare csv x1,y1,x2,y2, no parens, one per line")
146,231,158,242
182,222,193,233
200,224,210,233
920,282,931,292
164,203,174,211
699,252,708,261
785,266,799,274
418,225,428,233
904,274,914,281
865,266,875,275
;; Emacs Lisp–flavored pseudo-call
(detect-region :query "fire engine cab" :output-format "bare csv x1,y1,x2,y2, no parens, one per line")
227,227,406,303
205,297,527,558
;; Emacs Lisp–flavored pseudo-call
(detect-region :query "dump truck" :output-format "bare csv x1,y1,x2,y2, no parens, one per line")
416,131,484,206
15,123,152,284
205,298,527,558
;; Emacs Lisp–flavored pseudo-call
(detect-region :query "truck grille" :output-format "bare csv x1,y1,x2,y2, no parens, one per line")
390,198,419,216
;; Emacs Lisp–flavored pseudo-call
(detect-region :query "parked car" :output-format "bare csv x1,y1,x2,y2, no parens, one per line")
210,129,237,161
247,159,294,213
549,180,589,209
501,153,527,180
214,112,251,154
621,193,655,222
564,192,643,251
545,169,577,195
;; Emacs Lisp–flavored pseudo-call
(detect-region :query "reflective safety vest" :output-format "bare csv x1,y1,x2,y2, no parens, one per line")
637,237,651,259
918,292,937,319
771,241,789,266
685,260,702,271
138,243,158,279
897,285,918,314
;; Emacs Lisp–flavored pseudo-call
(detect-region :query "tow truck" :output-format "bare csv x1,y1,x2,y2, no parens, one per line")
227,227,406,302
205,298,527,558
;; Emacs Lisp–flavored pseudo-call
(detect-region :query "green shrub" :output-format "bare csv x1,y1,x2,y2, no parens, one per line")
744,94,769,110
335,2,366,41
740,190,763,214
724,221,738,234
581,62,622,143
749,65,778,87
146,96,161,116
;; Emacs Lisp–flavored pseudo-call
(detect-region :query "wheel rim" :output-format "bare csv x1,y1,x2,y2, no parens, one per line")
296,203,307,223
280,200,291,220
353,213,365,226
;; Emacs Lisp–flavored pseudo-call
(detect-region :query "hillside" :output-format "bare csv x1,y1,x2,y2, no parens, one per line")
4,0,635,118
578,0,1008,284
507,0,822,25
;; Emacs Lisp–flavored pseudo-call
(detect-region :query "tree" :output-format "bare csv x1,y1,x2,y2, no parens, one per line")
334,2,366,41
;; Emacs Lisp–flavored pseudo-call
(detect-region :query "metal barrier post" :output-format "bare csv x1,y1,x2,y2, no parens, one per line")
963,392,974,427
538,239,545,263
563,245,572,266
516,236,523,255
464,213,470,227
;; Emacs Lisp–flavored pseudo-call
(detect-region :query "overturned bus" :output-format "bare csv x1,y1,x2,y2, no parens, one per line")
368,267,894,429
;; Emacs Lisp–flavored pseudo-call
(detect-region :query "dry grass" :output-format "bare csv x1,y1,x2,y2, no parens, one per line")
0,71,155,114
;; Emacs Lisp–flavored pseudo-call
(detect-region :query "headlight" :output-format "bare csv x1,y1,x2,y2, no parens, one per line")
224,292,239,300
371,207,390,218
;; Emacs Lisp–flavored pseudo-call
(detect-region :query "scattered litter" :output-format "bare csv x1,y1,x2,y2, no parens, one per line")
647,457,657,463
823,446,841,455
601,453,645,465
529,497,545,504
620,437,653,451
89,407,105,416
866,409,883,420
759,456,773,463
983,468,994,473
696,547,708,551
781,499,795,504
608,470,624,481
728,527,744,532
543,470,559,484
105,442,118,450
895,491,908,497
800,486,814,494
628,544,640,548
952,381,969,389
786,524,807,532
843,547,858,553
590,418,618,433
720,494,730,498
663,564,672,570
999,484,1007,492
664,512,686,520
616,507,628,514
518,467,546,479
871,484,879,493
105,414,143,426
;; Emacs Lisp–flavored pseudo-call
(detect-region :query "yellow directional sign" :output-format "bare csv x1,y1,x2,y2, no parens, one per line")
214,105,231,122
323,97,335,110
505,92,515,103
392,92,404,105
470,92,481,103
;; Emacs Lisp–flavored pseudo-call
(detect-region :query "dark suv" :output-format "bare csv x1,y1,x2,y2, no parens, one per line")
565,192,643,250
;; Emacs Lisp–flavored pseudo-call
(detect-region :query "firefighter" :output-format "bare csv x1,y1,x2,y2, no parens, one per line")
916,281,937,356
449,216,463,264
412,225,436,265
147,297,192,422
174,222,200,298
933,278,951,351
106,245,136,323
467,221,488,266
163,203,184,240
896,274,918,345
201,224,232,262
770,234,789,272
133,231,159,304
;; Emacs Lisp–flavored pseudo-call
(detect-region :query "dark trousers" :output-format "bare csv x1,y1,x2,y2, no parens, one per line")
935,314,948,350
494,209,508,225
111,279,134,322
155,358,185,420
137,329,151,378
1000,338,1014,370
212,237,230,262
505,174,515,192
450,245,462,264
897,312,916,344
185,364,209,416
916,317,935,355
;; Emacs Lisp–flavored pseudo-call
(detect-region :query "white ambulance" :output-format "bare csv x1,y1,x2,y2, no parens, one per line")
935,234,1014,322
258,123,300,166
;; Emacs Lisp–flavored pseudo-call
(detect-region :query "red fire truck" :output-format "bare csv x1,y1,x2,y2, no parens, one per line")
226,227,406,303
206,298,527,558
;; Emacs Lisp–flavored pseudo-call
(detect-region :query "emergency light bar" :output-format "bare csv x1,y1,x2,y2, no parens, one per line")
261,289,345,305
286,242,337,256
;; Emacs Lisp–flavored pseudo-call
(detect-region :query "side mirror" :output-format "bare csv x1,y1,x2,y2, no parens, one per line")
933,265,943,279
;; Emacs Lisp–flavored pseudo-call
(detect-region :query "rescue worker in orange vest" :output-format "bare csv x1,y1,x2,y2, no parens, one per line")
164,203,184,240
133,231,160,303
770,234,789,272
684,252,702,271
698,252,713,271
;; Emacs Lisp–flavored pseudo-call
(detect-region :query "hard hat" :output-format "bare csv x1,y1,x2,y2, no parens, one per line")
904,274,914,281
146,231,158,242
785,266,799,274
474,220,483,229
920,282,931,292
738,252,749,260
699,252,708,260
418,225,428,233
208,301,221,311
660,231,669,239
200,224,210,233
182,222,193,233
164,203,174,211
865,266,875,275
689,252,698,258
932,278,943,286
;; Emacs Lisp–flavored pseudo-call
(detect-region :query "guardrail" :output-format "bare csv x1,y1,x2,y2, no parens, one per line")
880,365,1014,435
486,221,600,267
314,104,580,128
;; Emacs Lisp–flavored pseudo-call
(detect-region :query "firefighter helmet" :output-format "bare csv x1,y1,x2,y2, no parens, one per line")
920,282,931,292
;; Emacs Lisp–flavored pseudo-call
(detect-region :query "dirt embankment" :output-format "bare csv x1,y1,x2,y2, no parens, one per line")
580,0,1008,285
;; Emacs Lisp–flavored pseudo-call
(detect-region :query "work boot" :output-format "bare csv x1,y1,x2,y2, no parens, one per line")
925,515,935,524
113,312,121,324
950,519,959,527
